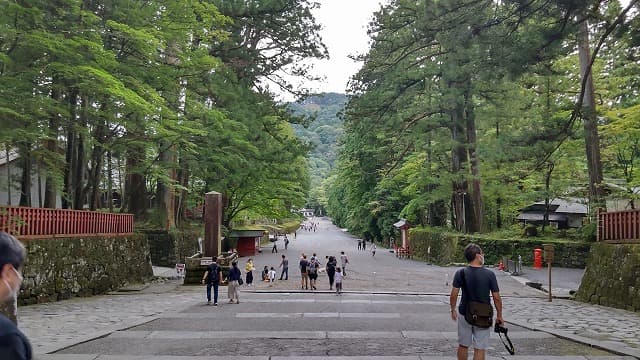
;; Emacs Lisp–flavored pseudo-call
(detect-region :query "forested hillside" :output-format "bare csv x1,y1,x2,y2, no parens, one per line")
0,0,327,230
290,93,347,215
328,0,640,242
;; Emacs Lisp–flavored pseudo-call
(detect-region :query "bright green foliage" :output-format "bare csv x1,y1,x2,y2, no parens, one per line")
327,0,639,241
290,93,347,215
0,0,325,230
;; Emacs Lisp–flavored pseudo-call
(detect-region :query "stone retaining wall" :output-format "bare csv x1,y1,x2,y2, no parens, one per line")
145,229,200,267
17,234,153,305
408,227,591,268
576,243,640,312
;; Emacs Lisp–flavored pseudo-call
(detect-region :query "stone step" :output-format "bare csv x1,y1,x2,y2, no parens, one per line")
35,355,637,360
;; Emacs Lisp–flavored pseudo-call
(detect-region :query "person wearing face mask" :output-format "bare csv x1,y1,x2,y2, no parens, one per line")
449,243,503,360
0,231,32,360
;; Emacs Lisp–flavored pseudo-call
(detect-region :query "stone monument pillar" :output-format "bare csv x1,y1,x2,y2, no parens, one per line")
203,191,222,258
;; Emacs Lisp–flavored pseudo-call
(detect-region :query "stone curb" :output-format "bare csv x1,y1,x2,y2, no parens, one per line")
37,316,162,355
506,319,640,359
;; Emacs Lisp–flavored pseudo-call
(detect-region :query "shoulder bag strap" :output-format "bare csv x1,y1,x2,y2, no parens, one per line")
498,331,515,355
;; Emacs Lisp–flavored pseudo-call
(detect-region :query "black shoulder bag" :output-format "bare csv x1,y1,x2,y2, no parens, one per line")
461,268,493,328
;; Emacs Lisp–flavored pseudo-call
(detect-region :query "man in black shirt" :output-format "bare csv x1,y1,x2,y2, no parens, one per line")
201,259,222,306
449,243,503,360
0,231,32,360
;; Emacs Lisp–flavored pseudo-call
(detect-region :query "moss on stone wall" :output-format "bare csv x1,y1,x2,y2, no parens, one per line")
16,234,153,306
409,227,591,268
144,229,201,267
576,243,640,312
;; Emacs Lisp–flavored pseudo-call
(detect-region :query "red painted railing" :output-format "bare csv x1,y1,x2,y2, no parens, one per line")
598,209,640,243
0,206,134,238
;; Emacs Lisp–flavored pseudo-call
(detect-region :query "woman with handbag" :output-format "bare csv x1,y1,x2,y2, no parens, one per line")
227,261,242,304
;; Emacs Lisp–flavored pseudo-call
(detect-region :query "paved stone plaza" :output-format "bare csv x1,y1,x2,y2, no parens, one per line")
15,218,640,359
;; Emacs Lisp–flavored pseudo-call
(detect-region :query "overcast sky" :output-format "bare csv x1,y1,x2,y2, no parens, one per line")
275,0,386,99
309,0,385,94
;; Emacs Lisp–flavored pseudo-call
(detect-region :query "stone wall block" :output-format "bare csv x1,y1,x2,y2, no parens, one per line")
5,234,153,310
576,243,640,312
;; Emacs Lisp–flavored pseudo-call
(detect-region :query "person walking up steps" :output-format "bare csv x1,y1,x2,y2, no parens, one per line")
279,254,289,280
326,255,337,290
450,243,503,360
202,258,222,306
299,255,310,290
334,267,343,295
308,254,320,290
340,251,349,276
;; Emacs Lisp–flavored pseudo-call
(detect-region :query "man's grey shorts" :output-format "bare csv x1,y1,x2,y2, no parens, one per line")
457,314,491,349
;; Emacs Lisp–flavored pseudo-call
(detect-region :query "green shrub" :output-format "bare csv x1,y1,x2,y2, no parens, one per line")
408,227,591,268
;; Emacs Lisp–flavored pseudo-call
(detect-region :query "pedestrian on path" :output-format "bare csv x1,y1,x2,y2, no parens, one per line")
202,258,222,306
284,235,289,250
308,254,320,290
357,239,362,250
227,261,242,304
262,266,269,282
268,267,276,284
299,255,310,290
334,267,343,295
0,232,32,360
279,254,289,280
326,255,337,290
449,243,503,360
271,239,278,253
362,240,366,251
245,259,255,287
371,243,377,257
340,251,349,276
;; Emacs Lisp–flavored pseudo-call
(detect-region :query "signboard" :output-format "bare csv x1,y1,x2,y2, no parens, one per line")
200,257,213,266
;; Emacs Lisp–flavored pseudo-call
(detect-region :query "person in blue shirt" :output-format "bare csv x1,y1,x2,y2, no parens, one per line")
0,231,32,360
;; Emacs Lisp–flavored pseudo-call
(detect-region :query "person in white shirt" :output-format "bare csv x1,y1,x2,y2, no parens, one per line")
268,267,276,283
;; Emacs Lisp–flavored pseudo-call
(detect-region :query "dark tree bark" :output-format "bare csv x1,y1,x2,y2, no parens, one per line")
542,161,555,231
72,96,89,210
18,143,32,207
156,140,176,230
88,112,108,211
578,14,605,212
44,82,61,208
464,88,483,232
63,91,78,209
124,123,148,218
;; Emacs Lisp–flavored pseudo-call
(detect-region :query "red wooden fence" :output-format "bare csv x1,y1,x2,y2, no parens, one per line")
0,206,134,239
598,209,640,243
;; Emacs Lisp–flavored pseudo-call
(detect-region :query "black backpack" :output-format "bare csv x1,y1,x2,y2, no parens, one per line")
207,264,219,282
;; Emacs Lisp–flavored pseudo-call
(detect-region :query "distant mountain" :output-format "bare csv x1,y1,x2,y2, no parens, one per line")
290,93,347,211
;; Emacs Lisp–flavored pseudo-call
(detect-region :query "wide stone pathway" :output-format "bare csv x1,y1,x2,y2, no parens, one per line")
15,217,640,359
25,285,635,360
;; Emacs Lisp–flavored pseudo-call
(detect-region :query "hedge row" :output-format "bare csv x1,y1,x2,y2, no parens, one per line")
408,227,591,268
